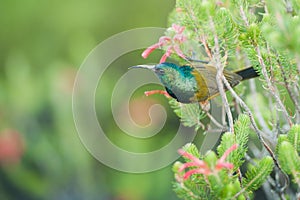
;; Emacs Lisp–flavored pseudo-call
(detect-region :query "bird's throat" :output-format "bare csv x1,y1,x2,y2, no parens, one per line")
160,71,199,103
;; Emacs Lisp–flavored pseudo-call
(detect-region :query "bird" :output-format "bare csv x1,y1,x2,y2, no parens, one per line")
130,62,259,104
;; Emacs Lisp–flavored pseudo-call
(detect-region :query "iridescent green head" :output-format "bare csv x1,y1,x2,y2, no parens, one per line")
130,62,199,103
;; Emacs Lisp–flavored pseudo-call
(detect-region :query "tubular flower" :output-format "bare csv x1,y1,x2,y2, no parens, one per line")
178,144,238,180
144,90,171,98
142,24,187,63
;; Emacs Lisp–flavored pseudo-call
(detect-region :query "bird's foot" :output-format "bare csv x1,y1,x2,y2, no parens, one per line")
200,100,210,111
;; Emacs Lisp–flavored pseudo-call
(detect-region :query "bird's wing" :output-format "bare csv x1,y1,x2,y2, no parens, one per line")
193,64,242,99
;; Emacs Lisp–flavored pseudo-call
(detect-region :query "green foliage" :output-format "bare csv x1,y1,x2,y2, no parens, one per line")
276,134,289,155
173,121,273,200
262,1,300,52
166,0,300,199
242,157,274,192
217,114,250,170
277,125,300,186
171,0,299,82
217,132,236,159
278,142,300,182
182,143,200,160
169,98,206,131
287,125,300,153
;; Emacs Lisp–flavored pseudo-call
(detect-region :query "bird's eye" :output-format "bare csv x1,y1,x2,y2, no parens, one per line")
155,68,165,75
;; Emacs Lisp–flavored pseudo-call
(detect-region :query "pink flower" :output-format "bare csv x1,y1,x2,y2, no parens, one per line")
142,24,187,63
0,129,25,165
178,144,238,180
144,90,171,98
172,24,185,34
178,149,211,179
216,144,237,170
141,36,171,59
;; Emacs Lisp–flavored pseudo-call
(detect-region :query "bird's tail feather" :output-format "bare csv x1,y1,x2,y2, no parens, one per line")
235,67,259,80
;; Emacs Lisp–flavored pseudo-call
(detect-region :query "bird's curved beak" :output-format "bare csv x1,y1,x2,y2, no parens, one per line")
129,65,156,70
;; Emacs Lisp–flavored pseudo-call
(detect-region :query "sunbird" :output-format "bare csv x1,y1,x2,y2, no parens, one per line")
130,62,258,103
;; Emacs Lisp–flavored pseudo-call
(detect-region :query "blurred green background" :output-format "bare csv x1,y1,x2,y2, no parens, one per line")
0,0,195,199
